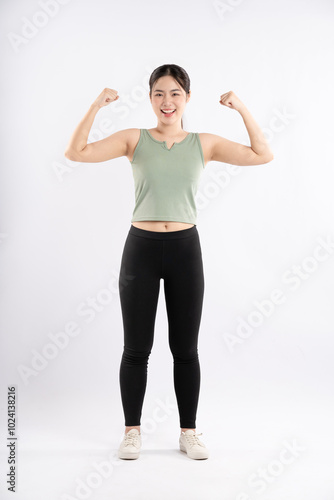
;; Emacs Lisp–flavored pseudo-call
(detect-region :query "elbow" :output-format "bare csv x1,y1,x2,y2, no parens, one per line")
264,153,274,163
64,149,79,162
64,150,72,160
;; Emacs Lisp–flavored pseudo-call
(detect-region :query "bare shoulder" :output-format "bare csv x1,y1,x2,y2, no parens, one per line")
198,132,216,146
121,127,141,139
113,127,140,150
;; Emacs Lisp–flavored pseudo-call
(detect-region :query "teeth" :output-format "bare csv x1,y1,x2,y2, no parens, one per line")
162,109,175,114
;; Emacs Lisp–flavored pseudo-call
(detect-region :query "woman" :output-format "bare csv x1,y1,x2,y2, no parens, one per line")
65,64,274,461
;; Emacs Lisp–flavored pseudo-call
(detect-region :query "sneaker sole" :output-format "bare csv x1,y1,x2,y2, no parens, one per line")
179,443,209,460
118,450,140,459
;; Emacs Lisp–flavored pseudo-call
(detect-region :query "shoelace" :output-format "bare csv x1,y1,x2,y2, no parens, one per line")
184,432,204,448
124,432,140,447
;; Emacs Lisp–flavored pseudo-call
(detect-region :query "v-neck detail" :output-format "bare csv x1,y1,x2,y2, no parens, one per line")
146,129,191,151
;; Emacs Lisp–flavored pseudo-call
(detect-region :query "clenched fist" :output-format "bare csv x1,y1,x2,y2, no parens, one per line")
219,91,245,112
93,88,120,108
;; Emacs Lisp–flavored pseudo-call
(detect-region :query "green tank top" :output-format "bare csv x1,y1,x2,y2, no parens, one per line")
130,129,205,225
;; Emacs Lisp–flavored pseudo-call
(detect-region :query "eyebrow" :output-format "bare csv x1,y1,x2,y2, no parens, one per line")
153,89,181,92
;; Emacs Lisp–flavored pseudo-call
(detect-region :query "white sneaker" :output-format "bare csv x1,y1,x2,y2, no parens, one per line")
118,429,141,460
179,430,209,460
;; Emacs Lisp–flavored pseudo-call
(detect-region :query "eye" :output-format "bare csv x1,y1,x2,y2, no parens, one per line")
154,93,180,96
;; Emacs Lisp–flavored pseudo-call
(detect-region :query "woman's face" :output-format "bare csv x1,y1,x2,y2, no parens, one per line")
150,75,190,125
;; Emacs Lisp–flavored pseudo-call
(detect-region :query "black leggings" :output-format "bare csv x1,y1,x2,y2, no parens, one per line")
118,224,205,429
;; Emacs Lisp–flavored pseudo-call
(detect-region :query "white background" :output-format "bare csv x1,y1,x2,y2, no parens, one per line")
1,0,334,498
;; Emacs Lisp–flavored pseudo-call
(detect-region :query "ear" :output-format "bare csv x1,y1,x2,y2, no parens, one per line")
186,90,191,103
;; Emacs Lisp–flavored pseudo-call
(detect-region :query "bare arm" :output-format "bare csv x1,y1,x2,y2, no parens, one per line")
239,104,273,159
64,103,100,159
64,88,128,163
210,91,274,166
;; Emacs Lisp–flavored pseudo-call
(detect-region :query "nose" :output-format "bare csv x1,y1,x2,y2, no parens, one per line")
162,99,172,106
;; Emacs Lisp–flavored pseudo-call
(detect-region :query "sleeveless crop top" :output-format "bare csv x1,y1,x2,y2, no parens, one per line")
130,129,205,225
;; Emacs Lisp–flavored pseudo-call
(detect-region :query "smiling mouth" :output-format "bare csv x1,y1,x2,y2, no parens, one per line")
161,109,176,115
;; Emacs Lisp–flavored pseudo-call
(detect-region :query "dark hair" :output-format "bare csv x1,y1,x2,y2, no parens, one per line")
149,64,190,129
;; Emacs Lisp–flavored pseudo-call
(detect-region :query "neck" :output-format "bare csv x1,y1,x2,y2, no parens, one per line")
155,122,184,136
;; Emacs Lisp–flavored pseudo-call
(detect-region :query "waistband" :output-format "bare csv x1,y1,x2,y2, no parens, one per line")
129,224,198,240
